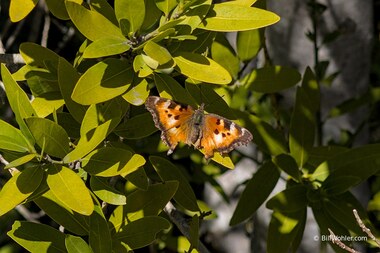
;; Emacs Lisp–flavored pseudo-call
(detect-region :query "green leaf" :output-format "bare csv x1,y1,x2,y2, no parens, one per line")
266,185,308,212
155,0,177,16
324,193,372,236
175,29,216,54
114,113,158,139
289,87,316,168
9,0,38,22
7,221,66,253
211,34,240,79
65,1,125,41
1,64,36,147
301,67,320,112
72,58,133,105
122,78,150,106
125,167,149,190
150,156,199,211
90,176,126,205
19,42,59,67
109,181,178,232
115,0,145,34
142,0,162,30
313,144,380,183
46,0,69,20
267,209,306,253
5,153,36,169
144,41,173,65
189,215,199,249
186,82,235,119
115,216,171,249
58,57,88,123
244,66,301,93
0,120,33,153
65,235,93,253
83,38,131,58
230,161,280,225
176,0,212,32
235,110,288,155
89,0,118,26
79,98,128,136
31,92,65,118
0,166,43,216
307,146,348,168
46,165,94,215
64,100,126,162
312,205,352,253
25,117,70,158
34,190,89,236
273,154,301,182
89,203,112,253
55,113,81,139
207,152,235,169
236,29,262,61
223,0,258,6
154,73,196,106
322,176,361,196
174,52,232,85
198,3,280,31
82,147,145,177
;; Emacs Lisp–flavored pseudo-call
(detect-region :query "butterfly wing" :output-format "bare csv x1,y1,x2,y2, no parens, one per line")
145,96,194,154
200,114,253,160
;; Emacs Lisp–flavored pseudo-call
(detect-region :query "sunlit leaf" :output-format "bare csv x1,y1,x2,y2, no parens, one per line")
7,221,66,252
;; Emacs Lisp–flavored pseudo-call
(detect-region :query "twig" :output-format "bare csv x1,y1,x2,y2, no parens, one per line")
5,20,25,50
15,205,43,223
0,53,25,65
41,0,50,47
328,228,360,253
353,209,380,247
164,201,210,253
0,153,19,175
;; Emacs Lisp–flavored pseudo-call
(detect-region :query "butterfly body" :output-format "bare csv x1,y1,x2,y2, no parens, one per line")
145,96,252,160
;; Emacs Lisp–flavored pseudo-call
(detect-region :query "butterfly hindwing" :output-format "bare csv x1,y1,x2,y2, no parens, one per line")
145,96,194,153
200,114,253,159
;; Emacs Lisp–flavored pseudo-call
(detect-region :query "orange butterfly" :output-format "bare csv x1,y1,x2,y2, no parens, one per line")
145,96,253,160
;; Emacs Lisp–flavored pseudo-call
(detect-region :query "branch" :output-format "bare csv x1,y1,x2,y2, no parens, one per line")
328,228,360,253
0,53,25,65
164,201,210,253
353,209,380,247
0,153,19,175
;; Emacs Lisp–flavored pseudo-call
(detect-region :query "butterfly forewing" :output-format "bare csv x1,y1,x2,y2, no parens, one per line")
145,96,194,152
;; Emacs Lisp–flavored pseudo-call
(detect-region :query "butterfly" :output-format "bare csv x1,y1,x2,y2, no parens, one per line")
145,96,253,161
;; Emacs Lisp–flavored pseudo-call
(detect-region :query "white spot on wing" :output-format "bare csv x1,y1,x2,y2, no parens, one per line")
168,117,177,126
214,133,223,144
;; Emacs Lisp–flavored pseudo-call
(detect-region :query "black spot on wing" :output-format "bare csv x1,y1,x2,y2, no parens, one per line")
179,105,187,112
174,115,180,120
223,120,231,131
167,102,177,109
214,129,219,135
